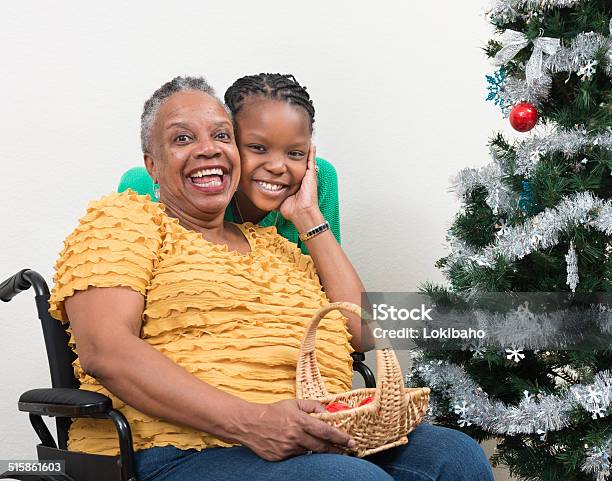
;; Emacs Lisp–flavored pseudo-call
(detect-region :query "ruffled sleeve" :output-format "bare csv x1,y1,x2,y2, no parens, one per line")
49,190,164,324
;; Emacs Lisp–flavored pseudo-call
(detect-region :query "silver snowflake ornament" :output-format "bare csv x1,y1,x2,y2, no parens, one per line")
578,59,598,80
453,401,470,417
458,417,473,427
506,347,526,363
587,386,603,405
591,405,606,419
495,219,509,237
536,428,547,441
470,344,486,358
453,401,473,427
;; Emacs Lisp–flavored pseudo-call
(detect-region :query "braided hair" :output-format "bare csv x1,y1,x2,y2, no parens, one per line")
224,73,315,130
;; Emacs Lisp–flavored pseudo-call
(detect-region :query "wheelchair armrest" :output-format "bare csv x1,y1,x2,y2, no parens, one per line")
18,388,136,480
19,388,112,417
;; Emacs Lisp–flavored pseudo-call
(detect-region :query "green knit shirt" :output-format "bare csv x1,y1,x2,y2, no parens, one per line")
117,157,341,254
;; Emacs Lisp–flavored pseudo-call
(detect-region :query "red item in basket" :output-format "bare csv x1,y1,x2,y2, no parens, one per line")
358,396,374,407
325,402,351,413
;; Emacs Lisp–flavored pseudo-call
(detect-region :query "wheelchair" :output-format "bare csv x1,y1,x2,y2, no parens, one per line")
1,268,376,481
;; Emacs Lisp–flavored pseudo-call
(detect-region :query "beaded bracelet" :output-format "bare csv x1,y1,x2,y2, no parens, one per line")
298,220,330,242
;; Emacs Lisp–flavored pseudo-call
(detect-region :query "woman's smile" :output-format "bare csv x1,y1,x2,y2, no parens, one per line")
186,165,231,194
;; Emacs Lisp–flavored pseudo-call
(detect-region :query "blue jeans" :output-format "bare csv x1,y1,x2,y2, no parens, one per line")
134,424,494,481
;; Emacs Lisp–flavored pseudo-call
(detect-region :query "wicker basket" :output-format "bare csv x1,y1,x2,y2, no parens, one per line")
296,301,430,457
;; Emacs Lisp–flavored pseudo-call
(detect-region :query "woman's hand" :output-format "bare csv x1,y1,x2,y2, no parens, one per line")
235,399,357,461
280,145,321,226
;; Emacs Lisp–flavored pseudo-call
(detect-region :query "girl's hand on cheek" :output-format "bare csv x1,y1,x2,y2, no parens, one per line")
280,145,322,225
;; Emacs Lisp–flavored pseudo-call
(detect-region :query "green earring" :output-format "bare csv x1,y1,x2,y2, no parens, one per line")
153,183,160,200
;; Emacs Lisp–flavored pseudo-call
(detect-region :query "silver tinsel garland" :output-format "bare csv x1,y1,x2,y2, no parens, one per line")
499,75,551,109
447,304,612,350
451,141,520,214
583,435,611,481
451,156,515,214
415,360,611,432
446,191,612,270
487,0,588,24
514,128,612,176
548,30,612,77
414,360,612,480
451,128,612,214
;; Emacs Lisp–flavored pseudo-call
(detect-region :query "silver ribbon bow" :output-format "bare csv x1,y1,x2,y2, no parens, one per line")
493,30,561,86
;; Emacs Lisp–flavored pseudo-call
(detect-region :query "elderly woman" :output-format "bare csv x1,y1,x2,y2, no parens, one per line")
49,77,493,481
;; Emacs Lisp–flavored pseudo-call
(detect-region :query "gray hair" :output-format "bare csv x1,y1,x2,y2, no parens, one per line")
140,76,225,153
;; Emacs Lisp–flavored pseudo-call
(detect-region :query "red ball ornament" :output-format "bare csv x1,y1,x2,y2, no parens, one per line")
325,402,351,413
509,102,538,132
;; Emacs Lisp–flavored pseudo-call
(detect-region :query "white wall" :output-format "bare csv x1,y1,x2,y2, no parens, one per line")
0,0,514,466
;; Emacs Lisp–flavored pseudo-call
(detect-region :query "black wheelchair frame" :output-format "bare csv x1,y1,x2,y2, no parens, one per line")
1,269,376,481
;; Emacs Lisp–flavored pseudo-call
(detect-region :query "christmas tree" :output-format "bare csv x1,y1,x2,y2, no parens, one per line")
411,1,612,480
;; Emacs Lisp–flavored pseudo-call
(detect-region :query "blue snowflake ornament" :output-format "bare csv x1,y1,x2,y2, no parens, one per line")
485,67,507,111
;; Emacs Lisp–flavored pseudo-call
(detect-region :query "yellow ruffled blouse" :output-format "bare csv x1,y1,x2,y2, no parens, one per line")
49,190,353,456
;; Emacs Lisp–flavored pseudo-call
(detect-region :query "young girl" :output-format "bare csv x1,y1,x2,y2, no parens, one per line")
118,73,339,254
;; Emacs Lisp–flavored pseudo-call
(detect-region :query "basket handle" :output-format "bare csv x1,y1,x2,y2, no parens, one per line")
295,302,407,412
